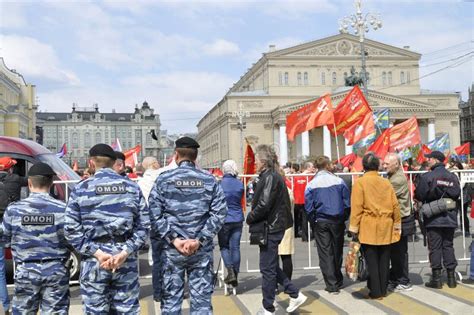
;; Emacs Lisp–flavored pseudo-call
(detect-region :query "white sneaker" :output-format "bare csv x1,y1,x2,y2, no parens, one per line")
286,292,307,313
257,307,275,315
395,284,413,292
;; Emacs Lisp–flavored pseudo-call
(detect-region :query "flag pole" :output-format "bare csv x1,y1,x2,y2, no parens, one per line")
333,123,341,162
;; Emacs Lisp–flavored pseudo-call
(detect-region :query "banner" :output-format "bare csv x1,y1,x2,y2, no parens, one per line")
124,145,141,168
389,117,421,152
343,111,375,145
331,85,372,135
427,133,450,152
368,129,391,160
56,143,67,158
111,138,123,152
416,144,432,163
337,153,357,168
352,132,377,152
286,94,334,141
373,108,390,130
398,148,412,161
455,142,470,155
243,140,256,182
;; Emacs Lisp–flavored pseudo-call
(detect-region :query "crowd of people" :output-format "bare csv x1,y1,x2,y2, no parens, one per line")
0,139,473,314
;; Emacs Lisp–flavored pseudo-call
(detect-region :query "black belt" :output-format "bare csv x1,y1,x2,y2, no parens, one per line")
21,258,68,264
94,235,128,243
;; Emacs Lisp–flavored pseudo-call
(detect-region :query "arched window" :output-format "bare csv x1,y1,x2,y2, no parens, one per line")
95,132,101,144
332,72,337,85
297,72,302,85
72,132,79,149
284,72,289,85
388,71,393,85
400,71,405,84
84,132,91,148
278,72,283,86
321,72,326,85
303,72,308,85
382,72,387,86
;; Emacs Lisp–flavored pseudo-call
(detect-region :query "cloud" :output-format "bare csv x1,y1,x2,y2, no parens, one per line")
262,0,337,19
0,35,80,85
0,2,27,29
203,39,240,56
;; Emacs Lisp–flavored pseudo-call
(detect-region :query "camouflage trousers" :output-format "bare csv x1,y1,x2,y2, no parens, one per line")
79,254,140,314
160,248,214,315
13,261,70,315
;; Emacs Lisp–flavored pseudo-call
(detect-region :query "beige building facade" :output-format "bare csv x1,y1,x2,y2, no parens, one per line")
0,57,37,140
197,34,460,168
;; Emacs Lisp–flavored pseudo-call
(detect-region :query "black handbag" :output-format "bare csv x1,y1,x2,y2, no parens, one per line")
249,221,268,246
357,248,369,281
401,213,416,236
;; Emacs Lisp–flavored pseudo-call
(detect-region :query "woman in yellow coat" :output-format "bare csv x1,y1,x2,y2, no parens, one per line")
349,153,401,299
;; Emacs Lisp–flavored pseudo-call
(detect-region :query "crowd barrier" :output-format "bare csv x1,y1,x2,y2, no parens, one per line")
17,171,469,287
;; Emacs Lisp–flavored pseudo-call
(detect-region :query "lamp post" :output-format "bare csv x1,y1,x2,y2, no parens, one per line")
339,0,382,96
232,102,250,170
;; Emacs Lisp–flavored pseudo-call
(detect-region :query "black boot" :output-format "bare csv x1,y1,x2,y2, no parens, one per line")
231,271,238,287
224,267,236,285
447,269,457,288
425,268,443,289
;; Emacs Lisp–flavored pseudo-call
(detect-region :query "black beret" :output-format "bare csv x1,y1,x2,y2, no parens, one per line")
29,162,56,177
89,144,117,160
115,151,126,161
425,150,445,162
175,137,200,149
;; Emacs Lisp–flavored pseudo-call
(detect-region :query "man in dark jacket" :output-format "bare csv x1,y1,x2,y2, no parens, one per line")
0,157,28,215
246,144,307,315
415,151,460,289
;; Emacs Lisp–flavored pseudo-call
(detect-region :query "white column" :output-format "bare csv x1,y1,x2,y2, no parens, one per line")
279,124,288,166
302,131,310,158
345,138,352,155
428,119,436,142
323,126,332,158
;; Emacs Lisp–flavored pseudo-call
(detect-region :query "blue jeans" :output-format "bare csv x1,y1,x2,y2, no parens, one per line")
218,222,243,273
0,247,10,311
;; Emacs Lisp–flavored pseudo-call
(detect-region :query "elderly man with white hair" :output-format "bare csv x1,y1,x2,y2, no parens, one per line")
217,160,245,288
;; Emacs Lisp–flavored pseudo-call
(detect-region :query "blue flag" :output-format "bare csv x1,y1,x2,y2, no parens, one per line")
427,133,450,152
398,148,412,161
373,108,390,130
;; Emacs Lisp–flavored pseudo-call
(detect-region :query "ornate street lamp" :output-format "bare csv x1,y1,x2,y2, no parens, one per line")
339,0,382,96
232,102,250,170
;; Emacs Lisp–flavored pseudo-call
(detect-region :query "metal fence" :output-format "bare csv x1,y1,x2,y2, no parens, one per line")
45,170,472,278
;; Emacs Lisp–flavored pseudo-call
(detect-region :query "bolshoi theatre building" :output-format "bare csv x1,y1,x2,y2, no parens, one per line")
196,34,461,169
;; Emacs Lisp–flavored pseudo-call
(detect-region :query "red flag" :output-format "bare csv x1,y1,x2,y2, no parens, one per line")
455,142,470,155
343,112,376,145
331,85,372,135
243,141,256,182
351,156,363,173
124,145,141,168
368,129,391,160
286,94,334,141
389,117,421,152
336,153,357,168
416,144,432,163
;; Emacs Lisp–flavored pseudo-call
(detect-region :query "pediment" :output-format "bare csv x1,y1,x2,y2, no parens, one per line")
268,34,420,59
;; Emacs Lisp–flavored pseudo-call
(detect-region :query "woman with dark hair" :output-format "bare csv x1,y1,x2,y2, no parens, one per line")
246,145,306,314
349,152,401,299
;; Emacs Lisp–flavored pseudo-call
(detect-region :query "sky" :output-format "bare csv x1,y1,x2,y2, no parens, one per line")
0,0,473,134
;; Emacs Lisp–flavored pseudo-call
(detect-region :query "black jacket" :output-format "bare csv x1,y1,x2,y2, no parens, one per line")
414,163,460,228
246,168,293,234
0,171,28,203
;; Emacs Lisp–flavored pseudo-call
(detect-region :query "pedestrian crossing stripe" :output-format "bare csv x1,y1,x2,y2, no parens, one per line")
438,284,474,305
400,286,472,314
277,291,340,315
212,295,242,314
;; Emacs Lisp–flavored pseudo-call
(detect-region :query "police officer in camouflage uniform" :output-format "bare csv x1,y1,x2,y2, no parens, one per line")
148,137,227,315
1,162,71,314
65,144,150,314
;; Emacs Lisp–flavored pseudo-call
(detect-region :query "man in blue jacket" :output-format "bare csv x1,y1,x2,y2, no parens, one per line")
305,156,350,294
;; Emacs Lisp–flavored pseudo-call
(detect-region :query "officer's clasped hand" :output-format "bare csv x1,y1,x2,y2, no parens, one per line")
94,249,129,272
172,238,200,256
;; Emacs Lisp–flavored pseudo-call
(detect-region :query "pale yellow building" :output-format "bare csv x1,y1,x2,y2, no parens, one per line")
197,34,461,168
0,57,37,140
